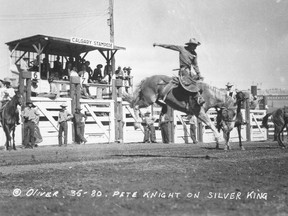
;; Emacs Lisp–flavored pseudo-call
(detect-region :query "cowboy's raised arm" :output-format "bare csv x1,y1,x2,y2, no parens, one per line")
153,43,182,52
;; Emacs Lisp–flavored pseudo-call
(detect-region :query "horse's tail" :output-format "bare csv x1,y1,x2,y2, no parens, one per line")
262,112,272,129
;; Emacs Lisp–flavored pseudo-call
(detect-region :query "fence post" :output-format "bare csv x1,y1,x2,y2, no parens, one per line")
245,99,251,142
168,107,174,143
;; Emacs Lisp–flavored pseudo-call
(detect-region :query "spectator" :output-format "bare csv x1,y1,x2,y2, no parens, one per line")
63,62,73,79
85,61,93,81
126,66,133,88
91,64,103,82
65,56,74,68
70,66,79,77
74,106,87,144
250,95,259,110
159,106,170,143
0,78,19,124
20,57,30,71
142,111,157,143
53,56,63,77
33,114,43,146
2,78,15,101
78,64,90,98
31,79,39,97
48,77,59,99
104,65,112,83
21,101,40,148
40,58,51,79
0,79,5,109
225,82,237,102
115,66,123,78
189,115,198,144
29,55,39,72
58,103,73,147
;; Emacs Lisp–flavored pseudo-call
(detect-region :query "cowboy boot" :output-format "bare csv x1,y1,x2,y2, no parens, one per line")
194,92,205,106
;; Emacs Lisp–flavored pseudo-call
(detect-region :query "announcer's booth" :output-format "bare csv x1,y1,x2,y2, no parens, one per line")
5,35,126,146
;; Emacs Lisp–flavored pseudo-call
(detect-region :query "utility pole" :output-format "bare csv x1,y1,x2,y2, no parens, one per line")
109,0,123,143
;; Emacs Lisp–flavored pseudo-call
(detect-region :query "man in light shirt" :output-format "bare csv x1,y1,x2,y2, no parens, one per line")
58,103,73,146
22,101,40,148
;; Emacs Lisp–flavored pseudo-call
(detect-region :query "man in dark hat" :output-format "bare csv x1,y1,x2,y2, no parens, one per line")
153,38,205,106
73,106,87,144
21,101,40,148
91,64,103,82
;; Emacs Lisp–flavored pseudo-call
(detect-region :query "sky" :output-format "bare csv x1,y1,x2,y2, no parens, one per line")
0,0,288,90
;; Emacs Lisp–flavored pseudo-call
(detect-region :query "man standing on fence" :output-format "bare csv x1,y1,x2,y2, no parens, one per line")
58,103,73,147
74,106,87,144
22,101,40,148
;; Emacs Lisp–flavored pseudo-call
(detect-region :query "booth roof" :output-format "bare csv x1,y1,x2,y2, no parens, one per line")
5,34,125,56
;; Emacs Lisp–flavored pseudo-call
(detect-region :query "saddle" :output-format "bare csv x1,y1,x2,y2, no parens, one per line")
178,74,200,93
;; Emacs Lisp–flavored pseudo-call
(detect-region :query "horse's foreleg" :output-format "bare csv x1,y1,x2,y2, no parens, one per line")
197,108,222,149
3,125,11,151
12,128,16,150
237,125,245,150
223,131,231,151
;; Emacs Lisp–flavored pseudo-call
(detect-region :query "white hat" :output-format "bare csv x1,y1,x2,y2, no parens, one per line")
60,102,68,107
226,82,233,87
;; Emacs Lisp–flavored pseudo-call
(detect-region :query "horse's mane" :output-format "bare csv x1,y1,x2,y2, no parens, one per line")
200,82,229,104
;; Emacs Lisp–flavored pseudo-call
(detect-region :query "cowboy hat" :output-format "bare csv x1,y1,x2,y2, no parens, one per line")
31,78,38,83
226,82,233,87
185,38,201,46
126,67,132,70
97,64,103,68
48,77,54,82
145,111,151,116
60,102,68,107
3,78,11,85
26,101,34,106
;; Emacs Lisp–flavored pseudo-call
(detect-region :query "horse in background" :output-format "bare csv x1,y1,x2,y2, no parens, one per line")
0,92,23,150
124,74,248,150
216,91,249,150
262,106,288,148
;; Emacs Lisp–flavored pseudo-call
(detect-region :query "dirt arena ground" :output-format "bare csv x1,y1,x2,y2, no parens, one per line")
0,140,287,216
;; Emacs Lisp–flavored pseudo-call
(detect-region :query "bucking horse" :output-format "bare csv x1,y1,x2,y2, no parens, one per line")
262,106,288,148
124,75,248,150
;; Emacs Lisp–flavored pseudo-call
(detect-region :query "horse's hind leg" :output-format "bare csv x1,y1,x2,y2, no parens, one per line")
223,131,230,151
275,125,286,148
237,125,245,150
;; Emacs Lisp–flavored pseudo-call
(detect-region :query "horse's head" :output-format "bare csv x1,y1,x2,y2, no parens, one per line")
217,107,237,132
14,92,23,106
235,91,249,103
